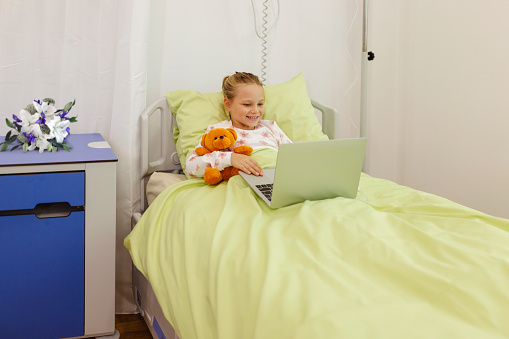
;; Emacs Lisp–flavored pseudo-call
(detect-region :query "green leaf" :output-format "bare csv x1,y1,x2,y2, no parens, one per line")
6,131,11,140
23,143,28,152
1,142,8,152
10,144,21,152
25,104,37,114
1,136,16,147
6,118,14,129
52,146,58,152
63,143,71,152
64,101,74,112
69,117,78,123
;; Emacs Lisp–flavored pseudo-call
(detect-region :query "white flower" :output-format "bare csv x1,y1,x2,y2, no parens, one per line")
35,136,51,153
19,109,40,132
26,142,37,152
33,100,57,119
32,124,45,138
46,116,70,143
18,109,47,139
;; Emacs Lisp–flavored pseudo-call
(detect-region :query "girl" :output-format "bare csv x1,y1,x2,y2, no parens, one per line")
186,72,292,179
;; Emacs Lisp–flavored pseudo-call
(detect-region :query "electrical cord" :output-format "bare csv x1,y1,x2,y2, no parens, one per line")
250,0,361,137
251,0,280,83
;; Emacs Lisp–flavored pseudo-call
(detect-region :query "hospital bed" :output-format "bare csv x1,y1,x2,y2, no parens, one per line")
125,74,509,339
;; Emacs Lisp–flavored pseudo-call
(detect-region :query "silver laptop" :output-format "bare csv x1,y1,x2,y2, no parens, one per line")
239,138,367,208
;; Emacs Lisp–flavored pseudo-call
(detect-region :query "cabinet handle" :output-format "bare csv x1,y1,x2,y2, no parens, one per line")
35,202,80,219
0,203,84,218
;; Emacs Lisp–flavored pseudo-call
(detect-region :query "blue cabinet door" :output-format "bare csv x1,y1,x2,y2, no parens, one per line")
0,212,85,339
0,172,85,212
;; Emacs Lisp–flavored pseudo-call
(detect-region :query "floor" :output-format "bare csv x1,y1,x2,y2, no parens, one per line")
115,314,152,339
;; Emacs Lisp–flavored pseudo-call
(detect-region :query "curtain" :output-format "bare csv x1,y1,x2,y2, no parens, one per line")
0,0,149,312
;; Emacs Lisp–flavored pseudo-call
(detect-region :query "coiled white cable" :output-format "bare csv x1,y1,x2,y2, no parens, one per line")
251,0,280,83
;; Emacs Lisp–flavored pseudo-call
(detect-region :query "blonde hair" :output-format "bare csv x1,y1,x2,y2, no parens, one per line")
222,72,263,100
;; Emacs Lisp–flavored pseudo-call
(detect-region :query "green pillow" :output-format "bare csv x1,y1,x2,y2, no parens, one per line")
167,73,328,177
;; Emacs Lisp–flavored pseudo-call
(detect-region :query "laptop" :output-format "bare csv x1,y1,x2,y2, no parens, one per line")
239,138,367,208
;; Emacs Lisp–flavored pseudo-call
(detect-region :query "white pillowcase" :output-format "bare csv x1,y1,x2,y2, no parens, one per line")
146,172,187,205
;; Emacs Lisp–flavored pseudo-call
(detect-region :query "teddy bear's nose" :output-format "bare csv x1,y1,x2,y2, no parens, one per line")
220,136,224,139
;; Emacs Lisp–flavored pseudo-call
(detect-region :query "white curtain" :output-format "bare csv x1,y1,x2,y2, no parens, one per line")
1,0,361,313
0,0,150,313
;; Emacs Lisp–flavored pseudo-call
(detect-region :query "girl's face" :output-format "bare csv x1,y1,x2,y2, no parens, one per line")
224,84,265,130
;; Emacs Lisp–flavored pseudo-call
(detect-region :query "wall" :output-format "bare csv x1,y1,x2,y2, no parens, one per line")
146,0,362,139
367,0,509,219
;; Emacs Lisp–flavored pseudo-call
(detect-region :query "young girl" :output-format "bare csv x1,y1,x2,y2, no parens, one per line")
186,72,292,179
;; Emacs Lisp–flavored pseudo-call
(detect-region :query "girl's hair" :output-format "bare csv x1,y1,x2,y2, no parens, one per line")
222,72,263,100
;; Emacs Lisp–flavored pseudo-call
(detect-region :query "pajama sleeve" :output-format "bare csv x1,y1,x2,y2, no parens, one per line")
272,121,292,145
185,148,233,178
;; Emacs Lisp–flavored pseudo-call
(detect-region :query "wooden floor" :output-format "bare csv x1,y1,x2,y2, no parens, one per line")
114,314,153,339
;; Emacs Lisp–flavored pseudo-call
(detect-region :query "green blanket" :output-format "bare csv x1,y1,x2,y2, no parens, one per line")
125,150,509,339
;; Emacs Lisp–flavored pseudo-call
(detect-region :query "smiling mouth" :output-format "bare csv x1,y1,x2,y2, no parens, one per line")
246,116,259,121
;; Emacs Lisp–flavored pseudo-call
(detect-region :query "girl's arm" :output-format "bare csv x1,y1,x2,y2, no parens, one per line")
231,152,263,176
185,148,232,178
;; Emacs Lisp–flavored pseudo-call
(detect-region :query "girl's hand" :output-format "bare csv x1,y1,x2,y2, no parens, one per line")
231,153,263,176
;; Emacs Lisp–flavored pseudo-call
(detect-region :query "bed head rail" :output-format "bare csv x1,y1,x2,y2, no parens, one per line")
140,98,182,178
138,97,182,213
140,98,166,179
311,99,338,140
140,97,183,177
137,97,339,213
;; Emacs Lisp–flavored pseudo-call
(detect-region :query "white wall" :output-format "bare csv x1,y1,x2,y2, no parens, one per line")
146,0,362,139
367,0,509,219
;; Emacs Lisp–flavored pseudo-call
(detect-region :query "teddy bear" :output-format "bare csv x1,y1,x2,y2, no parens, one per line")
195,128,253,185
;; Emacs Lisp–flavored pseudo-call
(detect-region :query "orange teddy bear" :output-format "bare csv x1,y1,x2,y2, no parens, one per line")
195,128,253,185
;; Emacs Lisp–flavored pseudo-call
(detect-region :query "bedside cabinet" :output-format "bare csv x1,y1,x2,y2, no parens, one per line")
0,133,118,339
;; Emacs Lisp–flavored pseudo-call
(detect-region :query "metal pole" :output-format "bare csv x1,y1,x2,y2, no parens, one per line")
362,0,368,53
360,0,369,139
359,0,370,173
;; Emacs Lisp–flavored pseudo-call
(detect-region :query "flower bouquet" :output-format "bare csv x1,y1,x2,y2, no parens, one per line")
1,98,77,153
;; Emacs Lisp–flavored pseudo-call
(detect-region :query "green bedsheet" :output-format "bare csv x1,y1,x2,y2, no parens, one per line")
125,149,509,339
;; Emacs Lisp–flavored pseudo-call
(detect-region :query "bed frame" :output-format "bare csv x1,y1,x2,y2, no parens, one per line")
131,96,338,339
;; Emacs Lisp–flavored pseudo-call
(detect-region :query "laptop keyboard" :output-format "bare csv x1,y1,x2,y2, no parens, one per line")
256,184,273,201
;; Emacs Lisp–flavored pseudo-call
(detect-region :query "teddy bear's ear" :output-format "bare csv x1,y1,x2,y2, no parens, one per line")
200,133,208,147
227,128,237,141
